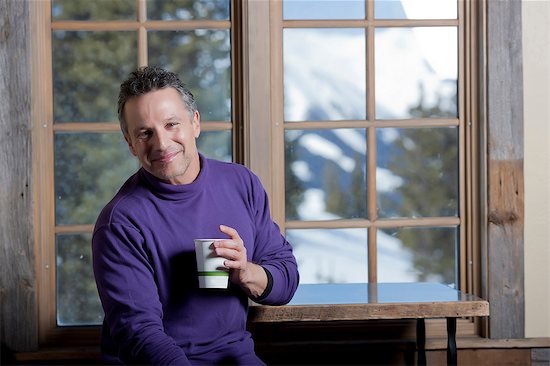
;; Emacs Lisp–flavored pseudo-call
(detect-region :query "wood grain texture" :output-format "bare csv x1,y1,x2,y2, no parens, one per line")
486,0,525,339
0,0,37,351
249,301,489,323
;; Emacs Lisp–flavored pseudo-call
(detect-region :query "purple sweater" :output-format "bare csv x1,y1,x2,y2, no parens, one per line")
92,155,299,365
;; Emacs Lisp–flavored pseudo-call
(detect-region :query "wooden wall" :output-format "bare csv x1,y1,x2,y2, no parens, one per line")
0,0,37,352
485,0,525,338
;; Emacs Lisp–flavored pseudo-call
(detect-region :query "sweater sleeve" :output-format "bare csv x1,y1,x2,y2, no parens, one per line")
92,223,191,365
248,173,300,305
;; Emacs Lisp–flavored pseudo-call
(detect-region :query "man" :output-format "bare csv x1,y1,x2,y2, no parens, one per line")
92,66,299,365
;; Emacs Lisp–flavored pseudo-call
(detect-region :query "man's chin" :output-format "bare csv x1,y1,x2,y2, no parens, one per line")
154,170,186,185
144,166,176,182
146,157,197,184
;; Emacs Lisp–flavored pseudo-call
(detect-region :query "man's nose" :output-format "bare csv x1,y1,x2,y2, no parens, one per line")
152,130,169,150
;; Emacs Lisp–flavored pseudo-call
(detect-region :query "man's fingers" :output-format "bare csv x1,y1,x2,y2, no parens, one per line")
214,239,240,250
214,246,240,260
219,225,241,241
216,225,248,273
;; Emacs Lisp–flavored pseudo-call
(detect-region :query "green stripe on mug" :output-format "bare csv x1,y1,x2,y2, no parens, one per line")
198,271,229,277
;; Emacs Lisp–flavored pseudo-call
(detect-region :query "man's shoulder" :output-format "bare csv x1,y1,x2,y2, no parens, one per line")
205,158,267,205
95,171,147,226
207,157,257,181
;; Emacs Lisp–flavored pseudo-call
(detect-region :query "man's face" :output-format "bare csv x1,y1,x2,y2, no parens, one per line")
123,87,201,185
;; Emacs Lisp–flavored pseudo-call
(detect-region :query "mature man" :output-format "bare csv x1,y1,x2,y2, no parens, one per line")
92,66,299,365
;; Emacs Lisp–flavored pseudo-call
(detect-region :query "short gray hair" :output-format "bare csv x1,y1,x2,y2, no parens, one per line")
117,66,198,135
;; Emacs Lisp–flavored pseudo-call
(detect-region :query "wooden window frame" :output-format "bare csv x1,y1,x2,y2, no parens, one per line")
30,0,239,345
277,0,468,286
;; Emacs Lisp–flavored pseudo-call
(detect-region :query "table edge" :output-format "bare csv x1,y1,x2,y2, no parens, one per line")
248,301,490,323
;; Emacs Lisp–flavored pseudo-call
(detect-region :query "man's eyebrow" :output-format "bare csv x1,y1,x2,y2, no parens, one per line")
164,116,180,123
131,125,149,135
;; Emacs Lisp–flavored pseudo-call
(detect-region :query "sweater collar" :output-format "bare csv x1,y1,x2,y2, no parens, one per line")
139,153,208,200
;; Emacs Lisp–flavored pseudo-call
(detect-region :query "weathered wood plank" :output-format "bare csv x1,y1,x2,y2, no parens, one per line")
0,0,36,351
249,301,490,323
486,0,525,338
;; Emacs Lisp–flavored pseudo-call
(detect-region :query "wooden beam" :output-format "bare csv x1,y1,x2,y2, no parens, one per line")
0,0,37,351
485,0,525,339
242,0,275,209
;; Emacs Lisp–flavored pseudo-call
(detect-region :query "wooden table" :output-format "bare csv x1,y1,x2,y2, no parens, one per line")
248,283,489,365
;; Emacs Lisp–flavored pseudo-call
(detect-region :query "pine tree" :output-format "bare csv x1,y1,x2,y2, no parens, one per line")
380,81,458,284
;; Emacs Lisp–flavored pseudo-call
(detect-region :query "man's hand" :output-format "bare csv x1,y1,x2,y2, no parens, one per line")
214,225,268,299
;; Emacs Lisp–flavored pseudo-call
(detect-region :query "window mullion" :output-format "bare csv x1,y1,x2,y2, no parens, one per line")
31,0,57,345
137,0,147,67
270,0,286,227
366,0,377,283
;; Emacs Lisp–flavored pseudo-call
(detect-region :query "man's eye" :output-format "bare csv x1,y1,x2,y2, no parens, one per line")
137,131,151,139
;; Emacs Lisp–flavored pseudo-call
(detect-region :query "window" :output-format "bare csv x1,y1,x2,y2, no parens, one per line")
275,0,473,288
33,0,235,341
32,0,480,342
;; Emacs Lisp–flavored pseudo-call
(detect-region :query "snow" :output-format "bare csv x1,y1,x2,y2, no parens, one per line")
296,189,340,221
376,167,404,193
299,133,356,173
287,227,419,284
332,129,366,155
291,160,313,182
284,28,366,121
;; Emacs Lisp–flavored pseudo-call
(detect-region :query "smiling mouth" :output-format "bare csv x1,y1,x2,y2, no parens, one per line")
152,150,181,164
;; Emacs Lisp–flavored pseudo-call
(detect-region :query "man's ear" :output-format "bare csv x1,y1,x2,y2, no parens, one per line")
193,111,201,139
124,134,137,156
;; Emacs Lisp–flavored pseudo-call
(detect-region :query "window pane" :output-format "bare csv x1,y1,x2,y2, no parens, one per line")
52,0,136,21
285,129,367,221
147,0,230,20
375,27,457,119
283,0,365,20
377,227,458,287
148,30,231,122
286,228,368,284
57,233,103,326
376,127,458,218
53,31,137,122
375,0,457,20
55,132,139,225
197,130,232,162
284,29,366,121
